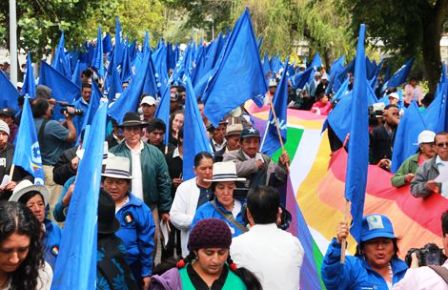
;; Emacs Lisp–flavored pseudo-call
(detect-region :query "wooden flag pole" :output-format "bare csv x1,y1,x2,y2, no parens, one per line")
8,164,14,181
340,133,351,264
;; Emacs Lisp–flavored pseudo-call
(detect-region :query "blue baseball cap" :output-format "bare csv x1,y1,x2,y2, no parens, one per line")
360,214,396,242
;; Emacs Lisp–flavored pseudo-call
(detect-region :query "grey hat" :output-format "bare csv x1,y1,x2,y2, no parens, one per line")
9,180,50,206
36,85,52,99
0,120,10,136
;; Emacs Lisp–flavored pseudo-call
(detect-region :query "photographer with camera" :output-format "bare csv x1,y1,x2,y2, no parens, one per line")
32,98,76,213
393,211,448,289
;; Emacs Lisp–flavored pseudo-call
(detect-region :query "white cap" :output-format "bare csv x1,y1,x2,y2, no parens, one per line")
140,96,156,106
0,120,10,136
388,92,399,100
314,71,321,77
321,73,328,80
16,82,23,88
414,130,436,145
268,79,277,87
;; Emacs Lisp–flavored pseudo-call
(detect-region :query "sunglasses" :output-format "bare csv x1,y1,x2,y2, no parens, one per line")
436,142,448,148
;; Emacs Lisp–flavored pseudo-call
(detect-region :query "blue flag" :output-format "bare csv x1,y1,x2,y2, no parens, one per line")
346,24,369,242
203,8,267,126
113,17,124,67
391,102,427,173
261,59,289,156
155,84,171,146
382,58,414,91
51,99,108,290
21,53,36,98
103,33,113,54
108,38,151,123
0,71,19,112
71,60,81,88
182,76,212,180
12,96,44,184
290,66,313,90
39,61,81,103
262,53,272,79
270,56,283,74
52,32,72,79
92,26,105,78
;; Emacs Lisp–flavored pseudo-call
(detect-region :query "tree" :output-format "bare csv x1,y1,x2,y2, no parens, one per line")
338,0,448,93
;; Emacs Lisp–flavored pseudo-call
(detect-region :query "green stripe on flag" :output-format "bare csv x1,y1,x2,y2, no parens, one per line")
271,126,304,162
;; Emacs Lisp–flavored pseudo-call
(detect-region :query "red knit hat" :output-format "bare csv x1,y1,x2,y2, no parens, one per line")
188,219,232,251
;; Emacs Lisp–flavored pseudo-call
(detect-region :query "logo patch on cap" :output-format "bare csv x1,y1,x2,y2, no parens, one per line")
366,215,384,230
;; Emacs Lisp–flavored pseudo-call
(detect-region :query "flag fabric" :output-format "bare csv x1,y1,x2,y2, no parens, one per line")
262,53,272,79
71,60,81,88
51,99,108,289
286,177,323,290
203,8,267,126
0,71,19,112
12,96,44,184
261,59,289,156
103,33,113,54
155,84,171,146
92,26,105,78
382,58,414,91
113,17,124,68
108,40,151,123
21,53,36,98
290,67,313,90
52,32,72,79
182,76,212,180
345,24,369,242
39,61,81,103
270,56,283,74
391,102,426,173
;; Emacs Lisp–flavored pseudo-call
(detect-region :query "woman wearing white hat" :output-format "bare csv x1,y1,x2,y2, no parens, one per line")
102,155,155,290
9,180,61,270
191,162,247,237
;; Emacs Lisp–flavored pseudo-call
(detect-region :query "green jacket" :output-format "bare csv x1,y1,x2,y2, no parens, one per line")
391,153,419,188
110,142,172,212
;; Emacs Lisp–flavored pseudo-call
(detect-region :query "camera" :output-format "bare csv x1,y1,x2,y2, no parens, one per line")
405,243,447,267
60,105,83,116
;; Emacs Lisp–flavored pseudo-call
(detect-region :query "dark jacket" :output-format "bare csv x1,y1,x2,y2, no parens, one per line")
52,146,77,186
369,125,396,164
110,142,172,212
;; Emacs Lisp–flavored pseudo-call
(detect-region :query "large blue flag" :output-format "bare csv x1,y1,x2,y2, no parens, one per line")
203,8,267,126
71,60,81,88
261,59,289,156
51,99,108,290
21,53,36,98
92,26,105,78
0,71,19,111
39,61,81,103
391,102,427,173
108,38,151,123
12,96,44,184
183,76,212,180
382,58,414,91
262,53,272,79
346,24,369,242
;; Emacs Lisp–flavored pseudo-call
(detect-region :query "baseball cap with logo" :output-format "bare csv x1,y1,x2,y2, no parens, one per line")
360,214,396,242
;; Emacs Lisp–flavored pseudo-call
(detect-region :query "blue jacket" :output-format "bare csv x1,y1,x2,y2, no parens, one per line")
53,175,76,222
321,238,408,290
191,200,246,237
43,218,62,270
115,193,156,277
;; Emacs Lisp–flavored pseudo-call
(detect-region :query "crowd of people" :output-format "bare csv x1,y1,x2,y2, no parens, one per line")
0,49,447,290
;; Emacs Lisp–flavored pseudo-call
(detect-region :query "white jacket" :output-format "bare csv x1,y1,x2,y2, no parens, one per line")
169,177,200,257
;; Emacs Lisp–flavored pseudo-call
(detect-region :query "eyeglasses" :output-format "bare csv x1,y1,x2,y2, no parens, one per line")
436,142,448,148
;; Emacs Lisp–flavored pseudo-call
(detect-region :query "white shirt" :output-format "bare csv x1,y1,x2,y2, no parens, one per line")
393,260,448,290
230,223,304,290
127,141,144,201
436,156,448,198
169,178,201,257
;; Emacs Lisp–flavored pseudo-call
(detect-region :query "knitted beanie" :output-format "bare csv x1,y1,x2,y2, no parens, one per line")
188,218,232,251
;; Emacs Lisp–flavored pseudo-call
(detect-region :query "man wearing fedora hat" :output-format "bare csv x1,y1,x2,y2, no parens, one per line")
223,127,289,191
109,112,172,260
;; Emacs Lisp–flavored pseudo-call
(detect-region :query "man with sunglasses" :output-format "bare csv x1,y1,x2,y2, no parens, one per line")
411,132,448,198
